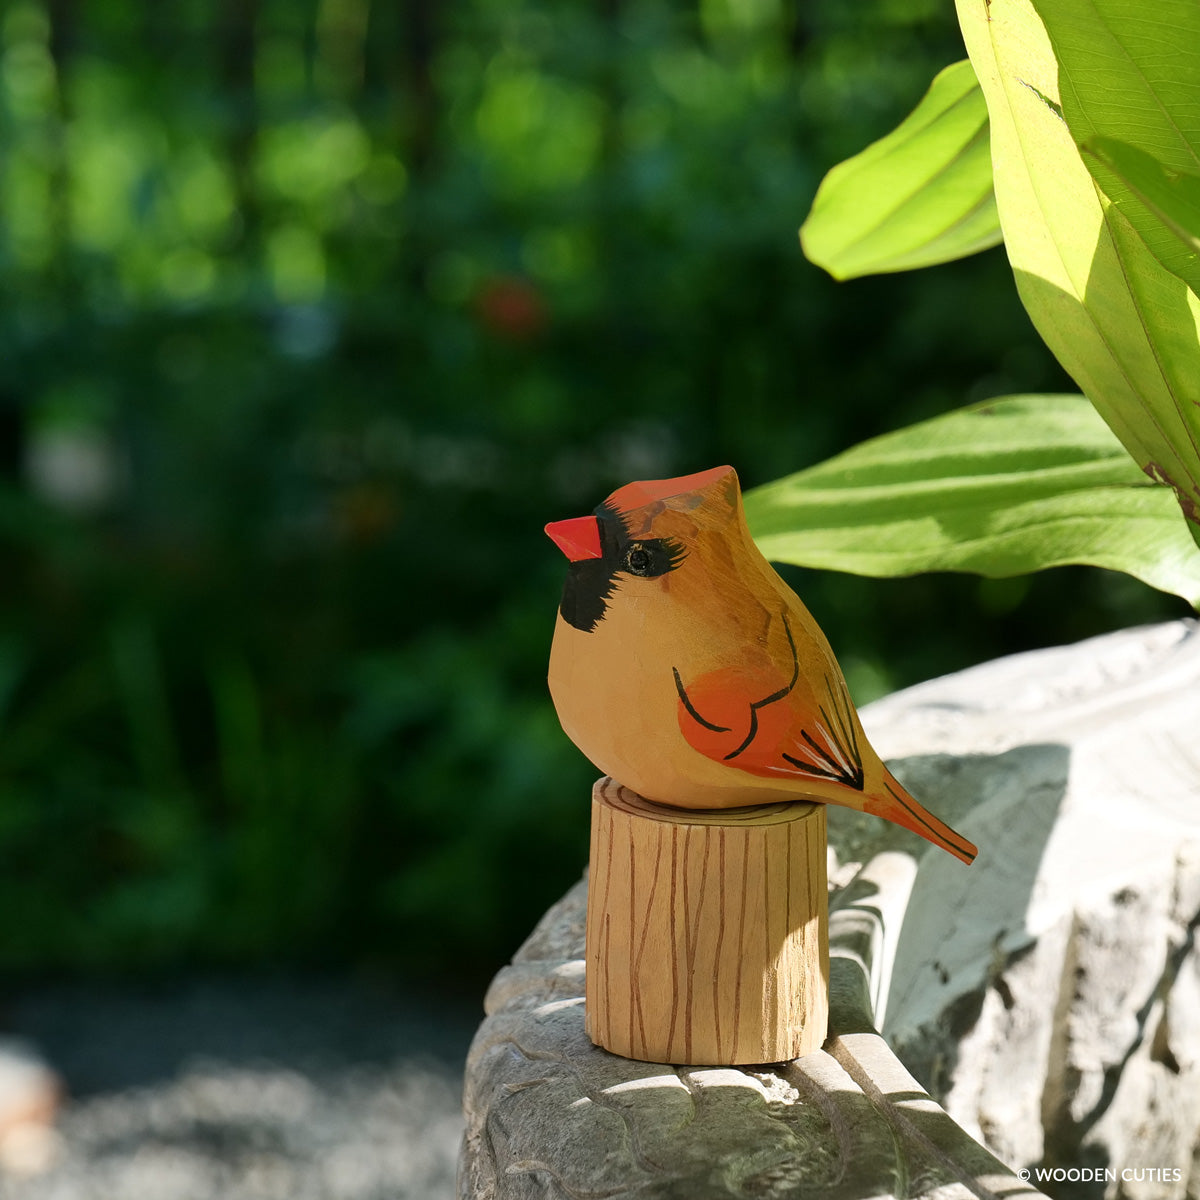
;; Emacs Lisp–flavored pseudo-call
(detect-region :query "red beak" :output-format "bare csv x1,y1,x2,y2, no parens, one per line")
545,515,603,562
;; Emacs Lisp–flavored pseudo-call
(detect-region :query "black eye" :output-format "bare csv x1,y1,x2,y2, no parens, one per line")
621,538,689,578
624,545,652,575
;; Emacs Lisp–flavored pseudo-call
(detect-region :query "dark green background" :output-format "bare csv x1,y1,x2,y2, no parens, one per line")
0,0,1183,991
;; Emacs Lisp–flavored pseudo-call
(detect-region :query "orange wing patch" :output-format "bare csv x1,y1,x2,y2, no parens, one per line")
673,625,864,791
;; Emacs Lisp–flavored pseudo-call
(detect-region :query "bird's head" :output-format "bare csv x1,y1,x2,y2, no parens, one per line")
546,465,745,632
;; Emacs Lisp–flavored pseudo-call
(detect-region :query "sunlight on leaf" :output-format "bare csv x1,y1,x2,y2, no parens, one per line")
744,395,1200,607
1034,0,1200,297
801,59,1001,280
1080,139,1200,277
956,0,1200,530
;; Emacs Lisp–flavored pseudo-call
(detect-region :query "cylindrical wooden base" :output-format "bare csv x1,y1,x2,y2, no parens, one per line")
586,777,829,1066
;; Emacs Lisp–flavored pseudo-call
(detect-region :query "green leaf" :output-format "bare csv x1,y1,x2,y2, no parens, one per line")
1034,0,1200,296
743,395,1200,608
955,0,1200,531
800,59,1002,280
1081,138,1200,271
1080,138,1200,286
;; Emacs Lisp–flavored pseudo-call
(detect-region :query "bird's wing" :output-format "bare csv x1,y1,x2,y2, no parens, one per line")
672,613,864,792
673,614,979,864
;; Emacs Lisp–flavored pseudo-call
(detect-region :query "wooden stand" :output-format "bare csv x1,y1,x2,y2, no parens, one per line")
586,777,829,1065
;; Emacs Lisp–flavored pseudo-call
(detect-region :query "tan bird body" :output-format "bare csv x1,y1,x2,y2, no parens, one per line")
546,464,976,865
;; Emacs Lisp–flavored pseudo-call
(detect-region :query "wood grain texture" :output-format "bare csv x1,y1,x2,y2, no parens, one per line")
585,778,828,1065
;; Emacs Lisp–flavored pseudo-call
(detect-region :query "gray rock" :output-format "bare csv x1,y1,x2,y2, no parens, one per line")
862,622,1200,1197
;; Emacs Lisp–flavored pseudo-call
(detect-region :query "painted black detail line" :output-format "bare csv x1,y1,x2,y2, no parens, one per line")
823,674,862,770
674,612,803,758
884,780,975,858
812,709,865,790
723,613,801,761
761,614,801,704
673,668,730,733
808,674,864,789
723,706,760,760
781,725,862,788
781,752,843,781
801,729,856,778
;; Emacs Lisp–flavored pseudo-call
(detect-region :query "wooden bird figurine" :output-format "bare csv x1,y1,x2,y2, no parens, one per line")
546,465,977,864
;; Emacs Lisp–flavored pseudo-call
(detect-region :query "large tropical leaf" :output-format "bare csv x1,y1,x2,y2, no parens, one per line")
1080,139,1200,269
1033,0,1200,297
744,395,1200,607
955,0,1200,533
800,59,1002,280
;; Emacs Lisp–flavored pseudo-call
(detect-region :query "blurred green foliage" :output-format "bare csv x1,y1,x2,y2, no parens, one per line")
0,0,1185,986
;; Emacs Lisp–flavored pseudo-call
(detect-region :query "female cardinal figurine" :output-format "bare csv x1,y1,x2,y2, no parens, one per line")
546,464,976,865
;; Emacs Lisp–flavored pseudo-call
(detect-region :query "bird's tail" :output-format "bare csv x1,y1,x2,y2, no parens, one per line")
867,769,977,865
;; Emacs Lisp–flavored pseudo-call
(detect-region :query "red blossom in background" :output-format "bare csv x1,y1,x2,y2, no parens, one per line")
474,275,547,342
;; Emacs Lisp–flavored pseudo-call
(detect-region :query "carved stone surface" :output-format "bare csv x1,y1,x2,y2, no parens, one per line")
460,620,1200,1200
857,620,1200,1197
